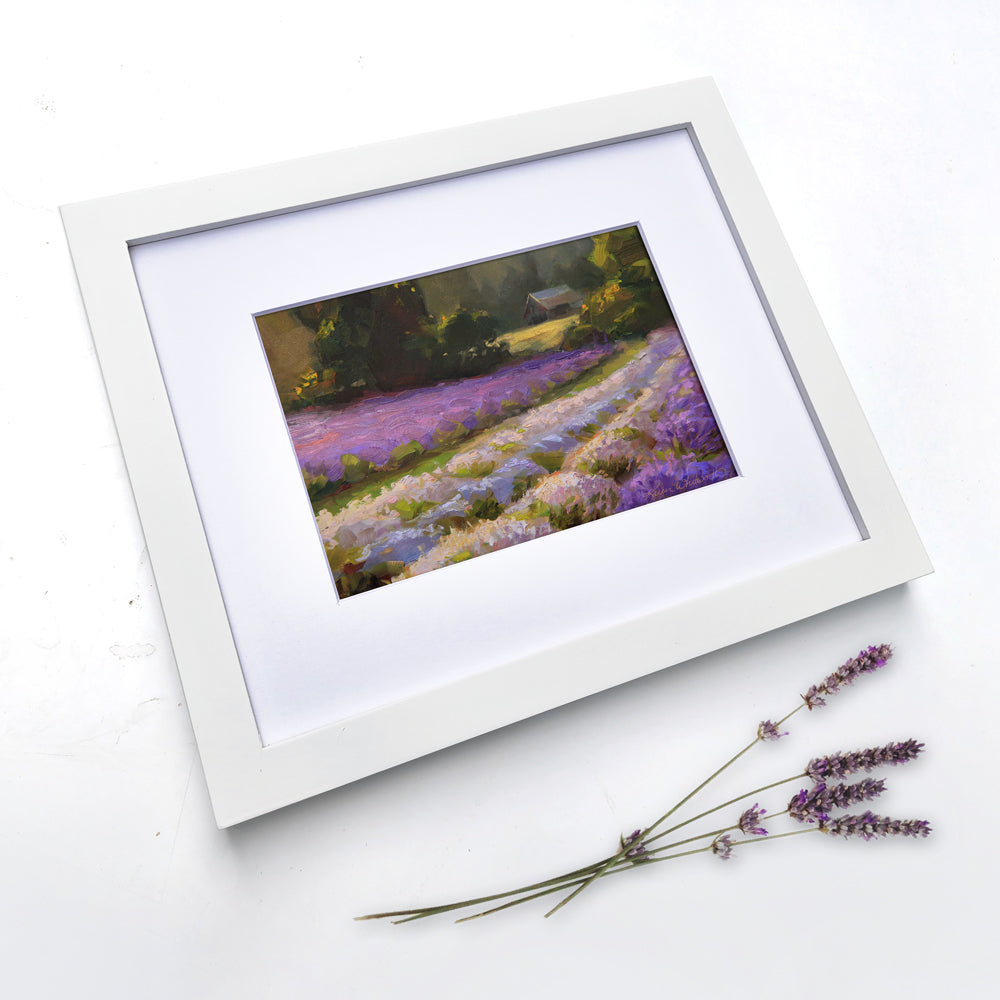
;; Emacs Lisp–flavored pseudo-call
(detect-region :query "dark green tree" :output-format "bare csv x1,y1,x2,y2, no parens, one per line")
436,308,507,378
310,283,437,398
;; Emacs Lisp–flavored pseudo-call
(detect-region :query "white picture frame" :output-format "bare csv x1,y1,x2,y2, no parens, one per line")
61,78,931,827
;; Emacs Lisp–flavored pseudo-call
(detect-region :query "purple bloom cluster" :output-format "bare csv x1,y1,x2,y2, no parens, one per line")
757,720,788,742
711,835,734,860
818,812,932,840
613,348,736,513
789,779,887,823
805,739,924,782
650,361,726,458
802,644,893,710
737,804,768,837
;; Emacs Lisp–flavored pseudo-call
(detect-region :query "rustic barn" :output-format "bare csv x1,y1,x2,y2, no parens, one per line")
522,285,584,325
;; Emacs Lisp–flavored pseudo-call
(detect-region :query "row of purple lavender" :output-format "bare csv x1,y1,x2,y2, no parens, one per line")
309,329,737,595
358,643,930,924
289,346,611,485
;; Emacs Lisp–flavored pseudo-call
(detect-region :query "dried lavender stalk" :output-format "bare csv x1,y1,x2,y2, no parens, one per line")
806,740,924,782
546,643,897,916
359,643,928,925
757,644,893,739
801,644,893,709
789,779,887,823
818,811,932,840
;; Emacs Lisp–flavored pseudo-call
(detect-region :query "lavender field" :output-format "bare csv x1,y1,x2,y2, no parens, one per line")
288,346,610,490
256,225,737,596
294,328,736,597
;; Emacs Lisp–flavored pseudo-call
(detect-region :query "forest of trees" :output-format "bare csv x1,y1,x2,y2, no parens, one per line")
280,226,673,410
289,284,512,408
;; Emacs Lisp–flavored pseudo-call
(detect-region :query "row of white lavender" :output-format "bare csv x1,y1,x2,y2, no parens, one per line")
357,644,930,925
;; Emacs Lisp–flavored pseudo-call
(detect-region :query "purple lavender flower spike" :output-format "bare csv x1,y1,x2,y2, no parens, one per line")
806,739,924,782
789,778,887,823
737,804,768,837
818,811,932,840
757,720,788,742
801,643,893,710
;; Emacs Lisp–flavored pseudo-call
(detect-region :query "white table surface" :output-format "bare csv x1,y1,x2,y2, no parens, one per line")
2,2,996,997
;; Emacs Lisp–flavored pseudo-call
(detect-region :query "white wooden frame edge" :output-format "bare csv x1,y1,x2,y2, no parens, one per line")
61,78,931,827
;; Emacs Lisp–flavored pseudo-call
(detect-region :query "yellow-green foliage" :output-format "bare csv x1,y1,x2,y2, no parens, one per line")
498,314,579,355
529,450,566,474
578,226,673,338
341,453,373,484
388,440,425,468
391,497,439,521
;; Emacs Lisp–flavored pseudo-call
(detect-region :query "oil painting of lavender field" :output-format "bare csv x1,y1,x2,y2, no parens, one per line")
255,226,736,598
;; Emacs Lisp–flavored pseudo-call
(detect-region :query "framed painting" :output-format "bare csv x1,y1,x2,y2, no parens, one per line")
61,79,931,826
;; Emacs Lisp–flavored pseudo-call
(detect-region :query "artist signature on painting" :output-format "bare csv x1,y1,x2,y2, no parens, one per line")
643,467,728,504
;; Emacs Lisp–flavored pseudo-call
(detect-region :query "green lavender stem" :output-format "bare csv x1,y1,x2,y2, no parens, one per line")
359,790,845,924
727,828,815,848
454,844,716,923
456,831,820,923
355,858,616,922
542,700,815,917
644,772,804,847
360,825,732,924
543,733,763,917
357,770,805,923
359,643,900,925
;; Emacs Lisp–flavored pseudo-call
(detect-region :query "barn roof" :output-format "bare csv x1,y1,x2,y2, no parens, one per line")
526,285,583,309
